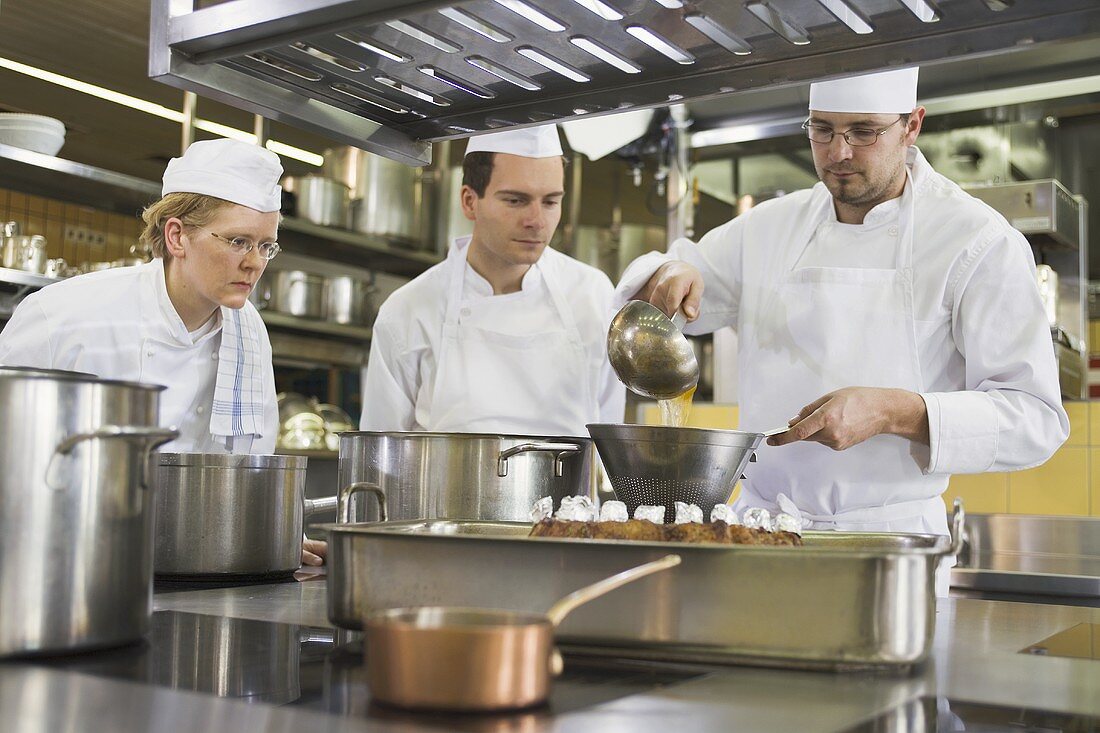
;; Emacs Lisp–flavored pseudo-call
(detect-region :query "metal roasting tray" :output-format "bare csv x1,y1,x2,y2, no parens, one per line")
322,502,964,672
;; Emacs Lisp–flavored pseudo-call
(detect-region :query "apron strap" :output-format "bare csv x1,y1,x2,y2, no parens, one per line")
772,491,937,528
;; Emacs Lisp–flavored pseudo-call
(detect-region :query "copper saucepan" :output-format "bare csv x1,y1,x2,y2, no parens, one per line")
364,554,682,711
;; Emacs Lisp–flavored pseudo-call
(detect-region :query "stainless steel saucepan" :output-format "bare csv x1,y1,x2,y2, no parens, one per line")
153,453,337,577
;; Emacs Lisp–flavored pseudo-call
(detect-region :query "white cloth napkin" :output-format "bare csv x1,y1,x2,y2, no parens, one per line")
210,307,265,443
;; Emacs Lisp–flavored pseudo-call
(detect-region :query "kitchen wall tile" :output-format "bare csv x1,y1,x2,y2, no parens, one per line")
1091,449,1100,517
942,473,1008,514
1065,402,1088,446
1008,447,1088,515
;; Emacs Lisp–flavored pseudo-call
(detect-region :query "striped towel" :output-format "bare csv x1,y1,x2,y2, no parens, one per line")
210,307,266,441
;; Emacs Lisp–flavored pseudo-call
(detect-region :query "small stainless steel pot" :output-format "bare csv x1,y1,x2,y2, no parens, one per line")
153,453,337,577
0,371,177,656
338,431,595,523
286,175,349,227
363,556,680,711
254,270,327,320
2,234,48,273
325,275,376,326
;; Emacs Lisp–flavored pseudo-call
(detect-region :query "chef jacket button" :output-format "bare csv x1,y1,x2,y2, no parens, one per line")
211,352,219,360
888,225,899,236
146,348,155,357
196,405,206,415
460,307,471,317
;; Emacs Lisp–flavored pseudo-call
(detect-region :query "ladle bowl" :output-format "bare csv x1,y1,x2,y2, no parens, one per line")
607,300,699,400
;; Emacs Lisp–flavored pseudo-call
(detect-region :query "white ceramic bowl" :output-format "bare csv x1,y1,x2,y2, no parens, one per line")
0,114,66,156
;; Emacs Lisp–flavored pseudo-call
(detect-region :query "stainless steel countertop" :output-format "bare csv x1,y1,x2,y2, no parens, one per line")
4,579,1099,732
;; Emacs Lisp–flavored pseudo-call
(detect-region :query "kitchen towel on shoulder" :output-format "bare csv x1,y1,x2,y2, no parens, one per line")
211,307,265,449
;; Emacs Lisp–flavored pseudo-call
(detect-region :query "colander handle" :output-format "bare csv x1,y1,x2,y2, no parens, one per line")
497,442,581,478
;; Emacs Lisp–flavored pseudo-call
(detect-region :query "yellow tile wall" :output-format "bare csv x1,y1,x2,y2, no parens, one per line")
0,187,143,266
641,400,1100,517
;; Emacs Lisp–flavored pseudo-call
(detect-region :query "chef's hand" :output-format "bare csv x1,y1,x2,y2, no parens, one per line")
635,261,704,321
301,538,327,566
767,387,929,450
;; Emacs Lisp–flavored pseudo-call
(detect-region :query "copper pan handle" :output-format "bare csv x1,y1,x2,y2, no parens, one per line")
545,554,680,627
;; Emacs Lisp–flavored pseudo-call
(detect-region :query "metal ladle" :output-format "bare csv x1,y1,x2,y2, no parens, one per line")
607,300,700,400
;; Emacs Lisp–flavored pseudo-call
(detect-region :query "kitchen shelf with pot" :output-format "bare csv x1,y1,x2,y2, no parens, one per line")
0,142,441,277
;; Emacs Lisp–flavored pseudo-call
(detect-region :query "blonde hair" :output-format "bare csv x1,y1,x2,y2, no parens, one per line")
140,193,234,258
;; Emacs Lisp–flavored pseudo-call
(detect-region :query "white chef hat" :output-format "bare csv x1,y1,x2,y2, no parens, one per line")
161,139,283,213
809,67,919,114
464,125,563,158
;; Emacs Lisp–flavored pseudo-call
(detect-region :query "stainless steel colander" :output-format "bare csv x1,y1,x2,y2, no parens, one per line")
587,424,782,523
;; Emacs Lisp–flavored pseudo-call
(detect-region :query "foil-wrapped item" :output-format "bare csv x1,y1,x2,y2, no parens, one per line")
774,512,803,536
633,505,666,524
710,504,739,524
741,507,774,532
557,495,596,522
528,496,554,523
599,500,629,522
674,501,704,524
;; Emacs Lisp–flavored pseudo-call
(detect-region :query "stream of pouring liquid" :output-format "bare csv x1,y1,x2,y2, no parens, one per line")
658,385,697,428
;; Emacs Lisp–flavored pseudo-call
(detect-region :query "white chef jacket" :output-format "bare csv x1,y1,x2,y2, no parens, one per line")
361,237,625,436
617,147,1068,537
0,259,278,453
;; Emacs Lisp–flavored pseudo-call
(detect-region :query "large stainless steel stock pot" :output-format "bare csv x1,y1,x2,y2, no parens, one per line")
0,370,177,656
153,453,337,577
337,431,595,523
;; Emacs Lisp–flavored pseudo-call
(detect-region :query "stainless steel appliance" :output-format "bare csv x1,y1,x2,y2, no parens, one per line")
337,431,595,524
964,179,1088,399
324,502,964,670
153,452,337,577
0,371,177,656
952,513,1100,600
151,1,1099,165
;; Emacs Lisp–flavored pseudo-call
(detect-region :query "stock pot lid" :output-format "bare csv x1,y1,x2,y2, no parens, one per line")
0,366,166,391
157,452,308,469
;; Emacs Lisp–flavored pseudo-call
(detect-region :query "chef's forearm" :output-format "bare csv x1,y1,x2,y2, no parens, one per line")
888,389,930,445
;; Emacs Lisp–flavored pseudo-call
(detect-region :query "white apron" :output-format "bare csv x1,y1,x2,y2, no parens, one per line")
426,240,593,436
736,172,949,533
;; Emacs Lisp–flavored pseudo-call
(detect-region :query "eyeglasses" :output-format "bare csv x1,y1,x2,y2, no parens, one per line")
196,228,281,260
801,116,905,147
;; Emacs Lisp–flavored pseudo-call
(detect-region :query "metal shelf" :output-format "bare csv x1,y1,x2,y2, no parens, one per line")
0,266,62,290
259,310,373,342
149,0,1100,165
0,143,160,216
0,142,439,276
279,216,440,277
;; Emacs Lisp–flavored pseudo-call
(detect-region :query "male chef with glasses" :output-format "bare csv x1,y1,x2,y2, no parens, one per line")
616,67,1067,595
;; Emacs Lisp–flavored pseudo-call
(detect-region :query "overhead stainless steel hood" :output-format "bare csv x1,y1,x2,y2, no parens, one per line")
149,0,1100,165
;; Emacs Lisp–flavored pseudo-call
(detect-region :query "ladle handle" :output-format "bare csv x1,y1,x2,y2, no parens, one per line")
545,554,681,627
671,311,688,330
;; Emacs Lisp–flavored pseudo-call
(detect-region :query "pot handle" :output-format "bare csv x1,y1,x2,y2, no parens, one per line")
304,495,339,516
337,481,387,523
47,425,180,491
497,442,582,478
946,497,966,557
